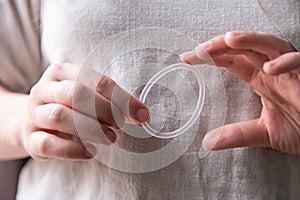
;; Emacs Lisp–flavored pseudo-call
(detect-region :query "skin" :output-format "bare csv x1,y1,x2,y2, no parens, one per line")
1,31,299,160
181,31,300,155
0,63,149,160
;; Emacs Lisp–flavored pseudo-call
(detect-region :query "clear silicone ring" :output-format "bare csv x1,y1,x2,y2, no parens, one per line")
139,63,205,138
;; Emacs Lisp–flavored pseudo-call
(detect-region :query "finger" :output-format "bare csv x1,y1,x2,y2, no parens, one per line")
180,39,267,82
180,35,228,65
40,63,149,123
28,131,97,160
30,80,125,129
263,52,300,75
180,50,206,65
209,54,259,82
202,119,270,150
95,75,150,123
224,31,295,60
182,51,259,82
40,63,78,82
181,35,269,67
31,103,117,144
224,50,268,68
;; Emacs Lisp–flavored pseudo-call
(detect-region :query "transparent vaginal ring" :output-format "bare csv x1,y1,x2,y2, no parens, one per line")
140,63,205,138
75,28,227,173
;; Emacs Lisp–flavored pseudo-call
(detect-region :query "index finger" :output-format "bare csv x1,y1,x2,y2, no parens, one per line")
224,31,295,59
43,63,150,123
94,74,150,123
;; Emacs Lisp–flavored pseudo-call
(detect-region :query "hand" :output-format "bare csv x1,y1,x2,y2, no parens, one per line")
181,31,300,155
24,63,149,160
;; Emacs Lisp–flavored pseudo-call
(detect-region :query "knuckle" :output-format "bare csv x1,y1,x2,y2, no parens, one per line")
72,83,91,106
36,134,51,156
30,107,39,124
62,144,75,159
61,81,76,104
44,63,65,79
49,105,66,127
28,84,44,108
96,75,115,94
210,35,224,46
245,31,256,38
73,83,86,99
47,63,64,73
229,31,253,44
290,52,300,60
29,83,42,97
226,32,243,44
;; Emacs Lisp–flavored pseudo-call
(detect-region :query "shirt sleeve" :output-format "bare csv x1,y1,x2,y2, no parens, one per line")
0,0,42,93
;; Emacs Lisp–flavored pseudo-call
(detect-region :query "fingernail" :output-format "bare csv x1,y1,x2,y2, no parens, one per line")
203,129,220,150
84,144,97,158
199,41,211,50
226,31,242,37
193,45,211,64
262,62,270,73
135,108,149,122
180,51,194,58
180,51,197,64
266,60,276,66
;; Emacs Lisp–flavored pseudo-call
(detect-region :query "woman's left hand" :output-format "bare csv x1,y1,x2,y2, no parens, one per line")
181,31,300,155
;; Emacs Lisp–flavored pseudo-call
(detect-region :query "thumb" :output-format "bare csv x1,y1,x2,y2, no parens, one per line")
203,119,270,150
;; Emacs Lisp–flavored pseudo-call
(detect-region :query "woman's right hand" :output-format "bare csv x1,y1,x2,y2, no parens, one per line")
23,63,149,160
